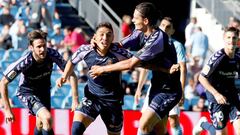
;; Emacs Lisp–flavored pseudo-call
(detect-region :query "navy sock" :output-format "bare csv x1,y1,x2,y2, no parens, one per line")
34,127,42,135
42,129,54,135
72,121,86,135
201,121,216,135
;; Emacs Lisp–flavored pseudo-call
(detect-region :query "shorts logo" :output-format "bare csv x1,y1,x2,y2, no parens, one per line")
7,71,17,80
82,97,92,106
202,65,210,75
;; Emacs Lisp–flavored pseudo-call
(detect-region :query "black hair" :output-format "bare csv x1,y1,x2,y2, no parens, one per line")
95,22,113,32
135,2,159,27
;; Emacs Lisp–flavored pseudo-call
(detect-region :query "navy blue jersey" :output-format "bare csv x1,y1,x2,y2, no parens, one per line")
71,44,133,102
121,28,181,93
201,48,240,103
3,48,66,95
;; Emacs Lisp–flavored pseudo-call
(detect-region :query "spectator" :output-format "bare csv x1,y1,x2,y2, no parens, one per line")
125,69,140,95
184,75,197,101
192,96,208,112
0,24,12,50
62,26,86,53
186,26,209,67
185,16,197,42
121,15,132,37
50,23,64,51
11,24,28,50
0,5,15,26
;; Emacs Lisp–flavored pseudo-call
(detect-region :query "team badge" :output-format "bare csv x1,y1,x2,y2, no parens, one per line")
7,71,17,80
202,65,210,75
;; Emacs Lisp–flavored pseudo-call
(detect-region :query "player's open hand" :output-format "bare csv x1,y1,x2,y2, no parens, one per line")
71,98,80,112
5,110,15,124
134,89,142,105
214,92,227,104
169,64,180,74
56,77,66,87
89,65,104,79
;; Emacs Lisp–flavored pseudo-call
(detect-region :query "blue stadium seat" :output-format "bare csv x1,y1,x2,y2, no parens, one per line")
122,95,134,110
51,71,62,87
0,49,5,60
78,83,86,99
191,97,200,106
1,61,13,70
4,49,23,62
132,97,144,110
51,84,71,97
122,72,131,82
8,84,18,98
183,99,190,111
51,95,65,109
12,96,24,108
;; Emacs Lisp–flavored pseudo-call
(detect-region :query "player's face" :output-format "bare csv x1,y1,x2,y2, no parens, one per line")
159,19,174,37
94,27,114,51
224,31,238,52
30,39,47,62
132,9,147,31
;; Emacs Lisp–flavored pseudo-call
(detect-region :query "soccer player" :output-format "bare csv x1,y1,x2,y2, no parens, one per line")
192,27,240,135
57,22,133,135
0,30,78,135
89,2,182,135
159,17,187,135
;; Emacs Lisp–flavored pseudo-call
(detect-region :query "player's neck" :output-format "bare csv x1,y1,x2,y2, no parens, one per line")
224,48,235,58
144,27,156,37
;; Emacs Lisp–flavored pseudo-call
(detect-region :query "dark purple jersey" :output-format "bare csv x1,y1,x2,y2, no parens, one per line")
121,29,181,93
71,44,133,102
201,48,240,103
3,48,66,95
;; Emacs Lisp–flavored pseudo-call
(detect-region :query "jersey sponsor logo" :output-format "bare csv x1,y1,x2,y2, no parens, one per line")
7,71,17,80
202,65,210,75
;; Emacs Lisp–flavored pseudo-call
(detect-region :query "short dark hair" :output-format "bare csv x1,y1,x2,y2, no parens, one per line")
28,30,47,46
135,2,159,27
95,22,113,32
224,26,239,36
162,16,175,28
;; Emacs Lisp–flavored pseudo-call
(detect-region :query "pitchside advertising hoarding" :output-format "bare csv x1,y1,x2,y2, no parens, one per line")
0,109,236,135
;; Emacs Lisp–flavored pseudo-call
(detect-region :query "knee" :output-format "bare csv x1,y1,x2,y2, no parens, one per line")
139,122,153,133
41,113,52,130
72,121,86,135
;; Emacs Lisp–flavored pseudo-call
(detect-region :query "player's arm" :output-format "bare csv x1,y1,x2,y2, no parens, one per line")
68,69,79,111
179,61,187,104
198,74,227,104
57,60,75,87
134,68,148,105
0,77,15,123
90,56,141,78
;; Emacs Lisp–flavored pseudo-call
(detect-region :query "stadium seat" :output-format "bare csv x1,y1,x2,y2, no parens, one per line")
122,95,134,110
8,84,18,98
122,72,131,82
78,83,86,99
3,49,23,62
51,84,71,97
183,99,190,111
12,96,24,108
1,61,14,70
51,71,62,87
191,97,200,106
0,49,5,60
51,95,65,109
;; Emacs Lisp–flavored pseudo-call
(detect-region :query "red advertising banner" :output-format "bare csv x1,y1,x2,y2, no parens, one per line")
0,109,236,135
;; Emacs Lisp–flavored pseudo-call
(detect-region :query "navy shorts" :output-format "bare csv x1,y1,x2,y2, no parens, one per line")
75,91,123,133
148,91,182,119
209,102,240,130
16,91,50,116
